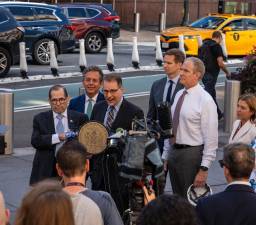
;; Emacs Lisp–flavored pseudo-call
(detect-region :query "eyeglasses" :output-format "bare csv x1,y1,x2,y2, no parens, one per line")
103,88,119,95
218,160,225,168
51,97,66,105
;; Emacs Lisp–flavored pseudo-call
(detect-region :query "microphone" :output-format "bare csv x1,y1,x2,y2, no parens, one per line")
156,102,173,138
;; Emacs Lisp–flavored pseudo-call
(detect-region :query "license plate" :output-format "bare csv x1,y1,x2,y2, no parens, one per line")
162,42,169,48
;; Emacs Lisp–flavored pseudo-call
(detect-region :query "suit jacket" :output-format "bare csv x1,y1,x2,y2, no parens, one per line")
229,120,256,145
68,92,105,114
30,110,88,185
196,184,256,225
147,77,183,120
90,99,144,189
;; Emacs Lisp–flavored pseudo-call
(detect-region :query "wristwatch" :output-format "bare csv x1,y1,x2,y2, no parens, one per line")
199,166,208,171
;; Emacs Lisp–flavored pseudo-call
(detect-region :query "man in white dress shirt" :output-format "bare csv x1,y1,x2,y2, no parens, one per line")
163,57,218,198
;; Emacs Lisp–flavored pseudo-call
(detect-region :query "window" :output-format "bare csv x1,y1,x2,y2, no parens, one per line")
7,6,35,21
67,8,87,18
246,19,256,30
224,19,244,31
34,7,57,21
86,8,100,18
190,16,226,29
0,12,9,23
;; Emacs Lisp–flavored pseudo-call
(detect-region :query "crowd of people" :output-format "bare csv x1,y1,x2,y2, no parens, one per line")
1,31,256,225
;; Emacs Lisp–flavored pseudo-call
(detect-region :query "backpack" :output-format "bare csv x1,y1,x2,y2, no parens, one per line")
198,40,214,71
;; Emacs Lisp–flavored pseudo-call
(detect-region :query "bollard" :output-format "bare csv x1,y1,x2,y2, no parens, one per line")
155,35,163,66
178,35,186,56
49,41,59,76
159,13,166,32
79,39,87,72
132,36,140,69
79,87,85,96
221,33,228,59
224,80,241,133
134,13,140,33
0,91,14,154
196,35,203,48
106,38,115,71
19,42,28,79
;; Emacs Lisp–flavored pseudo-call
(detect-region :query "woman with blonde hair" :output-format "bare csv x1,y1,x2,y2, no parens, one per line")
14,180,75,225
229,93,256,145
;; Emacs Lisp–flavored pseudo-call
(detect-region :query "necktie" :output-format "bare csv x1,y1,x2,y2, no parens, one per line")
172,90,188,141
166,80,173,103
86,99,93,119
56,114,64,134
106,106,115,131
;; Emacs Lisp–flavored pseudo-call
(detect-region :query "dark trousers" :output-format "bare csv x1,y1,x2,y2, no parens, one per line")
168,145,203,198
202,72,222,118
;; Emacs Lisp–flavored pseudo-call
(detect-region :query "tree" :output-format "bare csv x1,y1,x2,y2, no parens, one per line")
181,0,189,26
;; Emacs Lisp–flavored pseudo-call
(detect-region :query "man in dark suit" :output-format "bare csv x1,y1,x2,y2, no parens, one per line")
30,85,88,185
91,74,144,216
68,66,105,118
196,143,256,225
147,49,185,194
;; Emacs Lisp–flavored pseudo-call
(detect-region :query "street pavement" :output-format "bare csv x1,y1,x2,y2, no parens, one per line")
0,28,231,222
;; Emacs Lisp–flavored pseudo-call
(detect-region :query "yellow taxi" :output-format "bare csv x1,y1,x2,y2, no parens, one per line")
160,14,256,56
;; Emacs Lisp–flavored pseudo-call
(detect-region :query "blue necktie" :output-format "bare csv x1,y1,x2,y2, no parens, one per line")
166,80,173,103
56,114,64,134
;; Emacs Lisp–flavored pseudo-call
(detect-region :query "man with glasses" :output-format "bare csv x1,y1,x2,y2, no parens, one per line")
90,74,144,216
196,143,256,225
68,66,105,119
30,85,88,185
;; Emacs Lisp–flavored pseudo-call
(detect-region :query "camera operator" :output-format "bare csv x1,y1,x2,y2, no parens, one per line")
90,74,144,216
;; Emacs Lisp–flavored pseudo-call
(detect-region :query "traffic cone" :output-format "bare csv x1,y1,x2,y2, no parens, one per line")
196,35,203,48
155,35,163,66
79,39,87,72
106,38,115,71
221,33,228,60
19,42,28,79
132,37,140,69
178,35,186,56
49,41,59,77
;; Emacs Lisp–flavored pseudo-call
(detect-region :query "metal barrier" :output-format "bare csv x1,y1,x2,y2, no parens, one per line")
134,13,140,33
159,12,165,32
224,80,241,133
0,91,14,154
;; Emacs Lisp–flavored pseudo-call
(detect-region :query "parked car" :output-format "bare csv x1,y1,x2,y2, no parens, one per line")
0,2,75,65
160,14,256,56
59,3,120,53
0,6,24,77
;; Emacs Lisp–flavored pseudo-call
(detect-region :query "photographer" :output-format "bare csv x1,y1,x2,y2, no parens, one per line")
90,74,144,216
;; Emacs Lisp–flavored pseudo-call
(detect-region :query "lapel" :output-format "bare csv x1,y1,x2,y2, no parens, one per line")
170,79,183,105
100,101,109,123
96,92,105,102
81,94,86,112
48,111,56,133
158,77,167,102
67,110,76,130
111,99,126,129
232,120,254,142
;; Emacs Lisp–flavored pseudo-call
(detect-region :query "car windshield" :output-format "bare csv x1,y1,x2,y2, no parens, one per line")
189,16,226,29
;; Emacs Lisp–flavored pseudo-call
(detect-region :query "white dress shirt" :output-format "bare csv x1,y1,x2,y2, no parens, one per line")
162,83,218,168
227,181,251,187
52,109,69,144
163,75,180,101
84,93,99,114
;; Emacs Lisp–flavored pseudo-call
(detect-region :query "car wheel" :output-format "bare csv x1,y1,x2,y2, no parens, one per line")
33,38,58,65
85,32,104,53
0,47,11,78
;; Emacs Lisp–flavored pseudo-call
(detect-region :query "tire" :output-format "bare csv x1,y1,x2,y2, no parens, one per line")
0,47,11,78
32,38,58,65
85,32,104,53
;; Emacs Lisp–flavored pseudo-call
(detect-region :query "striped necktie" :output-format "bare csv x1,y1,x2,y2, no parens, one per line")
106,106,115,131
56,114,64,134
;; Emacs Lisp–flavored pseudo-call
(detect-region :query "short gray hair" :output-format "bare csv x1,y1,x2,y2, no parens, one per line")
186,57,205,79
